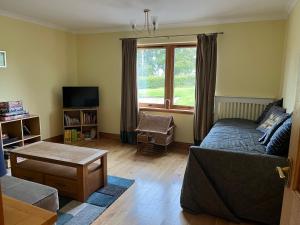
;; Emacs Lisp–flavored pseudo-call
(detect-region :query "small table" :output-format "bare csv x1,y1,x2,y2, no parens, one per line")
10,141,108,202
3,195,57,225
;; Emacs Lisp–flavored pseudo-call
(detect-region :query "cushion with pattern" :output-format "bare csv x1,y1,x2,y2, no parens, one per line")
257,106,287,133
256,98,283,123
260,113,290,145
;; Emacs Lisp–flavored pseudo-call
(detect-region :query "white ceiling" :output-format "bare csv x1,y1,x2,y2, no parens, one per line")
0,0,297,33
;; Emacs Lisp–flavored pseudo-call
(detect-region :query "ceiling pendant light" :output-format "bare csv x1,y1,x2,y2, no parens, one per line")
130,9,158,35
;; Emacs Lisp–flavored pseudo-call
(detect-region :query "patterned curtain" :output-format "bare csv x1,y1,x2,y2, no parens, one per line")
194,34,218,145
120,38,138,144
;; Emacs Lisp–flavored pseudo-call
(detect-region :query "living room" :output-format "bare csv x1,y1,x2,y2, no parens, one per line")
0,0,300,224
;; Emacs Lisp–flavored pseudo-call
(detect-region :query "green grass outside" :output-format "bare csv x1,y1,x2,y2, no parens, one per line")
138,87,195,106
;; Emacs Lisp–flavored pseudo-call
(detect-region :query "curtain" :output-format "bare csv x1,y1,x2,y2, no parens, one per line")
194,34,218,145
120,38,138,144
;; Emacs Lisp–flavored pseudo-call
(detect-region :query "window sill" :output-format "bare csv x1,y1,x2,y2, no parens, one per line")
139,107,194,115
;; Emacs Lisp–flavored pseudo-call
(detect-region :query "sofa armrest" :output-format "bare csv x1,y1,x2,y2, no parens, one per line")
0,176,59,212
183,146,288,224
189,146,288,187
190,145,288,166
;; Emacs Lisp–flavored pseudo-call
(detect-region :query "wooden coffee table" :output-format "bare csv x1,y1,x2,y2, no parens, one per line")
10,141,108,202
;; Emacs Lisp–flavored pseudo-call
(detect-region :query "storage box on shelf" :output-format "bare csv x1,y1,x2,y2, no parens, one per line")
0,115,41,167
63,108,98,143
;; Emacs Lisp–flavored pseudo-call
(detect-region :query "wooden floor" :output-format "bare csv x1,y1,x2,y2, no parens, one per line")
74,138,257,225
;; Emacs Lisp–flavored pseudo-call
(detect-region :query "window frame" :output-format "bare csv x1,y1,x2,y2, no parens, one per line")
137,43,196,113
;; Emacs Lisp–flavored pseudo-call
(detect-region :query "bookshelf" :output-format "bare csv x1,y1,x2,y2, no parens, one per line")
0,115,41,167
63,108,98,143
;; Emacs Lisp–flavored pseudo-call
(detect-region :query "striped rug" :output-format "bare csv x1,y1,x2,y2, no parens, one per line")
57,176,134,225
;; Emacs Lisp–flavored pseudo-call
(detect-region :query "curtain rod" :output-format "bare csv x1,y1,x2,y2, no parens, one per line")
119,32,224,40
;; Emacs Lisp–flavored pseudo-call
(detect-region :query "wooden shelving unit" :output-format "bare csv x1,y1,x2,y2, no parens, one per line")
0,115,41,167
0,115,41,150
63,108,98,143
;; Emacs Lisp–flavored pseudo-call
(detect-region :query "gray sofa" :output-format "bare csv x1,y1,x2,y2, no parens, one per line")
180,119,289,225
0,142,59,212
1,175,59,212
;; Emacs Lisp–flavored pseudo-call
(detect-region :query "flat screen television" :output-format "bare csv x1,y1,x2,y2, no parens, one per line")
63,87,99,108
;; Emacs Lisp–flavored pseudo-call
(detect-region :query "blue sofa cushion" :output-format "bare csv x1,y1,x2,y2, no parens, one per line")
266,118,292,156
261,114,290,145
256,106,287,134
256,99,283,123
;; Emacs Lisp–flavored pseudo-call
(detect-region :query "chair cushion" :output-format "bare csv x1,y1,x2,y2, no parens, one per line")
0,175,59,212
266,118,292,156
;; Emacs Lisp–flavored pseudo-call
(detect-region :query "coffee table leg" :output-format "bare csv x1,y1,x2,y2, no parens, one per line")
101,154,107,186
77,165,88,202
10,153,17,176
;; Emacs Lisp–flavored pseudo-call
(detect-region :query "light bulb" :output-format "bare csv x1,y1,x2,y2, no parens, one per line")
151,16,158,30
130,20,136,30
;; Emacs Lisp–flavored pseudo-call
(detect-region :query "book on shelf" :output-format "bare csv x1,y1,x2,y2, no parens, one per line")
64,129,80,143
0,110,27,117
64,130,71,143
0,101,23,113
64,114,80,126
0,113,30,121
71,129,77,142
82,112,97,125
0,107,24,114
3,137,20,145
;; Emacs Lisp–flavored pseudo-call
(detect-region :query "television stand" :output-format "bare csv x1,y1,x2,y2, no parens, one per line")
63,108,99,143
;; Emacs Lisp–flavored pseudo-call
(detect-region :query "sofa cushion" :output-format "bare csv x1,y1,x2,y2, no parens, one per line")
200,119,266,154
0,175,59,212
260,114,290,146
256,99,283,123
256,106,288,134
266,118,292,156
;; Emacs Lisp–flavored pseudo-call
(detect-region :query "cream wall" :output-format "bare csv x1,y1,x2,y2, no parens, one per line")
77,21,286,143
0,16,287,143
281,1,300,113
0,16,77,139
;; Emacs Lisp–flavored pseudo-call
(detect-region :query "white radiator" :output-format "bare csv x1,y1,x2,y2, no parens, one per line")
214,96,274,121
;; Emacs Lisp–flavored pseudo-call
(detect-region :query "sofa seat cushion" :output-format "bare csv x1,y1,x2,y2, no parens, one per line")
17,159,100,180
0,175,59,212
200,119,266,154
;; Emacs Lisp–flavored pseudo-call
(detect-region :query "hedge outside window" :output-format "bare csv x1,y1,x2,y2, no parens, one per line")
137,44,196,111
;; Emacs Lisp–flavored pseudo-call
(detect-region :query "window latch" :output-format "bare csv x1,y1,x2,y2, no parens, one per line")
165,99,171,109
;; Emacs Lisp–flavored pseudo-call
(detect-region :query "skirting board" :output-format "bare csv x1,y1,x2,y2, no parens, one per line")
44,133,191,151
99,132,119,140
44,135,63,143
100,132,191,150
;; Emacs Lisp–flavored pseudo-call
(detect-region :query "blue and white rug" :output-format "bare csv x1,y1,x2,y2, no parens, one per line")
57,176,134,225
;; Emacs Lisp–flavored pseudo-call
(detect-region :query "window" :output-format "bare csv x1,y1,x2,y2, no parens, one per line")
137,44,196,112
137,47,166,105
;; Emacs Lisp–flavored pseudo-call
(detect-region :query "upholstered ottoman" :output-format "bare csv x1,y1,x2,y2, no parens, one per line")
0,175,59,212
